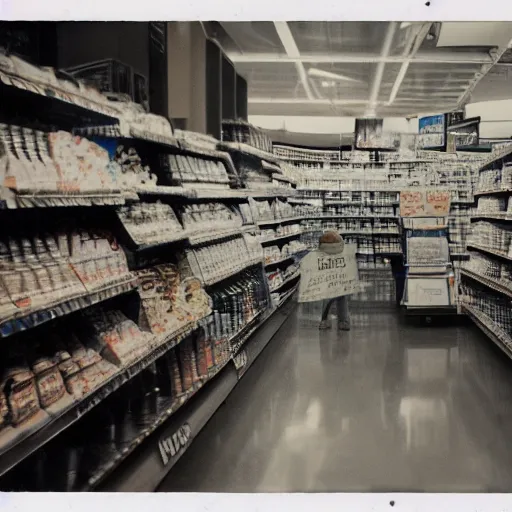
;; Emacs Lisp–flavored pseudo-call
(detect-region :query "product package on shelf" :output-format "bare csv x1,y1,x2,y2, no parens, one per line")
295,203,324,219
273,144,340,162
174,130,218,151
271,173,296,193
248,198,274,222
476,197,507,215
263,240,307,265
113,145,157,188
461,282,512,340
181,203,244,237
0,52,121,119
243,233,264,263
322,204,397,218
185,236,260,286
469,221,512,257
67,230,133,292
165,154,230,187
257,223,302,243
206,267,268,354
448,204,472,255
478,165,512,192
117,201,185,246
79,308,151,368
117,101,175,142
324,190,399,206
267,262,300,292
221,119,273,154
464,251,506,282
234,151,272,190
238,203,254,226
0,230,135,335
0,126,129,205
272,198,295,220
135,263,211,340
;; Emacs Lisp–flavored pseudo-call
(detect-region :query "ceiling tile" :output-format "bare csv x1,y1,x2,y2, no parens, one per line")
288,21,389,55
218,22,285,55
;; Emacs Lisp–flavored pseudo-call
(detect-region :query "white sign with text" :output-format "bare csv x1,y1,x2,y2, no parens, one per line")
298,244,359,303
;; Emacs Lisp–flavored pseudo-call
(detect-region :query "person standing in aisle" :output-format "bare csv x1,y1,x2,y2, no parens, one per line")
317,230,351,331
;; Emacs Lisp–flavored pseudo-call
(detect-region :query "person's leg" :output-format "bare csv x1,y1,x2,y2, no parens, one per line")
319,299,335,329
336,295,351,330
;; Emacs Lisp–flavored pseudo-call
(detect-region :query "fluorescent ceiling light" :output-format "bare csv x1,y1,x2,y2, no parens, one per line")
308,67,364,83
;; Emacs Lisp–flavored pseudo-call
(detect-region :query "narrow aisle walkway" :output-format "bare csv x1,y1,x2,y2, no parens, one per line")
159,299,512,492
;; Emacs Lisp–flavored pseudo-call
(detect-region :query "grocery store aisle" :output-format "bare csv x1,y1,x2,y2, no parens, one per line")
159,292,512,492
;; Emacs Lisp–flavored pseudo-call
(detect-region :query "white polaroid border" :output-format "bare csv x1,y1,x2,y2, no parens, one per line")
1,3,512,510
3,493,512,511
2,0,512,20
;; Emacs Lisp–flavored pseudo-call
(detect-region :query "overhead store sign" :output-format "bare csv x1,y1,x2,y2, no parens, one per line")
418,114,446,149
400,189,451,217
298,244,359,303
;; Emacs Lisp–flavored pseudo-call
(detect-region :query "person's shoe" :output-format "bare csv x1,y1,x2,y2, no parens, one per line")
338,322,351,331
319,319,331,330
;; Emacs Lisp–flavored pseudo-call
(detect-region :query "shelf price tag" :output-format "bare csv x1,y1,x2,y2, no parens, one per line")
233,350,248,377
158,422,192,465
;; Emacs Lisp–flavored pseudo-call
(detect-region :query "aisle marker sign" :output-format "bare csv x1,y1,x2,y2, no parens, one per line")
298,244,359,303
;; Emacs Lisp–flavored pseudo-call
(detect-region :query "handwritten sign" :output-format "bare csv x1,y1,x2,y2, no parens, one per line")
400,189,450,218
298,244,359,303
426,190,451,216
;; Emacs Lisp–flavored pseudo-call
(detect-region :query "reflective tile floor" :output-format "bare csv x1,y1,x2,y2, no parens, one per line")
159,297,512,492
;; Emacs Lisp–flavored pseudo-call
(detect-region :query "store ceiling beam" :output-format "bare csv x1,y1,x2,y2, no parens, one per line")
387,23,432,105
458,39,512,107
248,98,367,105
367,21,398,115
228,51,493,64
273,22,315,100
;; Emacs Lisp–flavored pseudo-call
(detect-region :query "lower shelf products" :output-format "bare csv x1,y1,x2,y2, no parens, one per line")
0,326,232,491
207,268,269,345
0,304,152,458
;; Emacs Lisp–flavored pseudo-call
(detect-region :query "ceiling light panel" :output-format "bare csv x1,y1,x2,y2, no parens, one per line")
236,62,306,101
376,63,402,101
219,22,286,55
248,102,350,117
288,21,390,55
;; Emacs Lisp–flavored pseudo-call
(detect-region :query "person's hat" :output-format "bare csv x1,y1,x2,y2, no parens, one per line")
319,230,343,244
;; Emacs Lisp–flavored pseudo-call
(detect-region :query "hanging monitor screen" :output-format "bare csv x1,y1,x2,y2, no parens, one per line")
354,118,383,149
418,114,446,149
354,118,397,149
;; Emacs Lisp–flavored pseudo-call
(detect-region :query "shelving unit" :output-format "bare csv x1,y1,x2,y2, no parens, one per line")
461,144,512,348
97,293,295,492
462,304,512,359
0,56,306,493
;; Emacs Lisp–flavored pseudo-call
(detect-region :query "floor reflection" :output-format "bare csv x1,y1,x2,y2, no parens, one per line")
159,287,512,492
